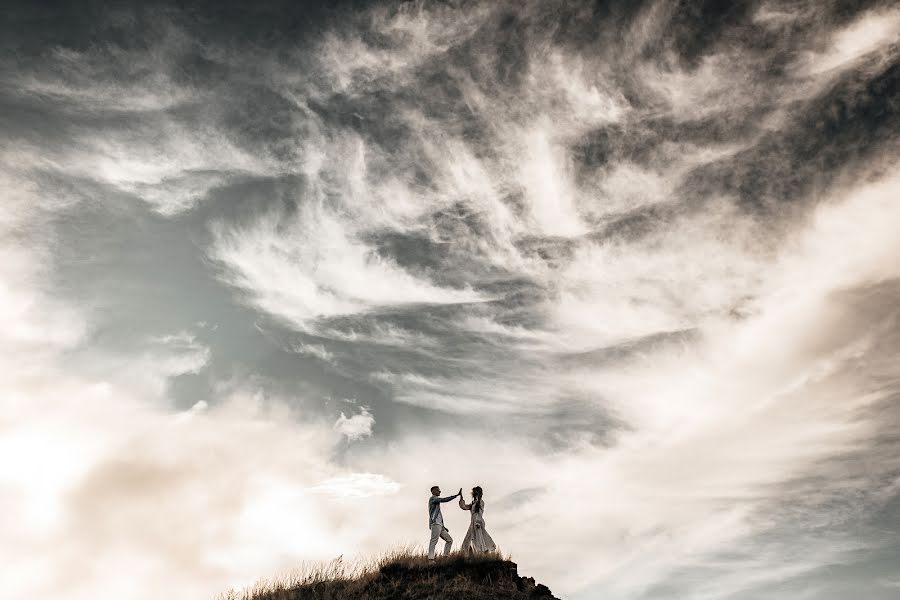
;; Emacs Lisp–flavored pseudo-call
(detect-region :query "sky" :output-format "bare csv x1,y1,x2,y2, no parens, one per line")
1,0,899,598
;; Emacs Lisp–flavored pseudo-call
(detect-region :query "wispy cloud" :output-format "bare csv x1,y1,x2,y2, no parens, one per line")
797,7,900,76
210,204,485,327
307,473,400,498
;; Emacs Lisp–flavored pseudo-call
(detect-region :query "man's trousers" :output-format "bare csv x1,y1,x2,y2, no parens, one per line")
427,523,452,559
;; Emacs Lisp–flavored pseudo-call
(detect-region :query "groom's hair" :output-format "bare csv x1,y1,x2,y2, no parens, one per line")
430,486,440,494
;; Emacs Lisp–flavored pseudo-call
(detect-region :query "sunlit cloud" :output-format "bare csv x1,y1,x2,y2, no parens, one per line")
333,407,375,440
798,7,900,76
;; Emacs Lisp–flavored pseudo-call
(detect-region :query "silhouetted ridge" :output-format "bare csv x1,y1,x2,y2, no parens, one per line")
242,552,560,600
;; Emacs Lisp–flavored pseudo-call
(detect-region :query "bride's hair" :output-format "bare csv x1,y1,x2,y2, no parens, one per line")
471,486,484,512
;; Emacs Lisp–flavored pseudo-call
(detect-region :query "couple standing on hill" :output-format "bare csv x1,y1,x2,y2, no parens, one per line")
427,485,497,560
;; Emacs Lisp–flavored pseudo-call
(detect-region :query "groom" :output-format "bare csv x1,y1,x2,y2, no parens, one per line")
427,485,461,560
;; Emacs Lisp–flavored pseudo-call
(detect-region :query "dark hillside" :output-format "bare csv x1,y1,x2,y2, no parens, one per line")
233,551,561,600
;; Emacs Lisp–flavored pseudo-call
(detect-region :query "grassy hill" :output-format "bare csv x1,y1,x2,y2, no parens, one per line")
222,549,560,600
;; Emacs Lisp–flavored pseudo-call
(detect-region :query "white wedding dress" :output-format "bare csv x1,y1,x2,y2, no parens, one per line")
459,497,497,553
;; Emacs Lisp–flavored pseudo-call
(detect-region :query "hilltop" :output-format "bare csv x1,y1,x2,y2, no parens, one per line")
225,550,561,600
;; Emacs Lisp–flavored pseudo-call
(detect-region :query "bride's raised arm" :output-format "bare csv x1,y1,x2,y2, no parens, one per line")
459,495,471,510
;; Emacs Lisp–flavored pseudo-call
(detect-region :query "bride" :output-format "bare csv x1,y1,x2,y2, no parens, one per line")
458,486,497,553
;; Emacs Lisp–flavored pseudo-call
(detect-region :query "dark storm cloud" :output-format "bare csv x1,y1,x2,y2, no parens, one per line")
1,0,366,53
683,55,900,210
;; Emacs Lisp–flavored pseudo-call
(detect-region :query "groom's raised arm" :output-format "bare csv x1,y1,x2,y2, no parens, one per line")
435,491,460,503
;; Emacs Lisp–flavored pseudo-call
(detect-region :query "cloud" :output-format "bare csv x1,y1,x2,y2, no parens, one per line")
0,357,406,600
10,38,200,114
798,7,900,76
517,121,587,236
146,332,211,376
333,407,375,440
307,473,400,498
291,342,336,363
4,39,286,216
0,170,87,353
209,201,485,328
